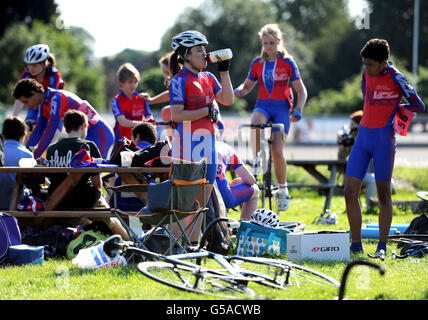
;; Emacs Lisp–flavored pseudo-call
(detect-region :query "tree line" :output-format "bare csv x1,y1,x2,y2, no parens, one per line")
1,0,427,116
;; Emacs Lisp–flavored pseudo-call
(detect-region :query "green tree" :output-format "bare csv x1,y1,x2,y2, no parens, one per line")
0,0,57,37
365,0,428,69
0,20,105,110
158,0,312,112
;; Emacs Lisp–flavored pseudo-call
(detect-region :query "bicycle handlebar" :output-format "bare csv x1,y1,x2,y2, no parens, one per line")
154,120,174,126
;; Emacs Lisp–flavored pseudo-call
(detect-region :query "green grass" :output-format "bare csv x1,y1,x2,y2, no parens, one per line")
0,166,427,300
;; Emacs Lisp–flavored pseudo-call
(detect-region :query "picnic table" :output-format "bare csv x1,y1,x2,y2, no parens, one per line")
286,159,347,214
0,166,170,218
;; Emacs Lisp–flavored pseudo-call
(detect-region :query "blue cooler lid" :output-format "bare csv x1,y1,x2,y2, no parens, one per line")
8,244,44,266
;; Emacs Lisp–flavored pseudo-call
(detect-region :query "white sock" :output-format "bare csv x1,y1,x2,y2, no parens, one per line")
278,183,289,195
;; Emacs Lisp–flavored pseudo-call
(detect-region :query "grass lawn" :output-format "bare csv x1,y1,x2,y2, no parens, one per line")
0,166,427,301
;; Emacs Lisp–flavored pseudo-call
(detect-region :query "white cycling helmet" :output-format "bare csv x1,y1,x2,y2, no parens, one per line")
250,208,280,228
24,44,50,64
171,30,208,51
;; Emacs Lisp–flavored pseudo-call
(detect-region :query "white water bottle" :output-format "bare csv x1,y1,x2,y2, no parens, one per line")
206,48,233,63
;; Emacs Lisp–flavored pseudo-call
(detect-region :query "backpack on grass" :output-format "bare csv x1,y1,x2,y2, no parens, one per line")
0,212,21,264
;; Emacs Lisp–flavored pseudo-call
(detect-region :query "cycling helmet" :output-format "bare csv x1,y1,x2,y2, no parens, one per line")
250,208,280,228
171,30,208,51
24,44,50,64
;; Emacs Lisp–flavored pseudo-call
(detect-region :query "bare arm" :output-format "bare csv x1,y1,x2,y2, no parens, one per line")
215,71,234,106
140,90,170,105
170,104,209,123
234,78,257,99
290,78,308,122
116,115,142,128
234,165,256,185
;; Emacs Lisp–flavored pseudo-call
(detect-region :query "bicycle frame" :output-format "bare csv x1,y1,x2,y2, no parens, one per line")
238,123,285,210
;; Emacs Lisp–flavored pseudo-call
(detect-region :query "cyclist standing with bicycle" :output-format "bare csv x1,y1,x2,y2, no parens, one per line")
234,24,307,211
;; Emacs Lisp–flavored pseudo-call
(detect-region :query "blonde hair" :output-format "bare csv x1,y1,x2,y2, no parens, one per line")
258,24,290,61
117,63,140,83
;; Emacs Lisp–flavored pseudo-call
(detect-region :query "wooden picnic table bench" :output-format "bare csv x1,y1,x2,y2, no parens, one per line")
286,159,347,213
0,166,170,218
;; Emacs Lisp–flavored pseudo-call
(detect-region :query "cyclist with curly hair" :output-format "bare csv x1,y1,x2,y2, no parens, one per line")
345,39,425,256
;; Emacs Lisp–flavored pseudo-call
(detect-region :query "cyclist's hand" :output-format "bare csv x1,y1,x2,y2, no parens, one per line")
207,105,218,122
290,108,302,122
139,92,151,102
217,59,230,72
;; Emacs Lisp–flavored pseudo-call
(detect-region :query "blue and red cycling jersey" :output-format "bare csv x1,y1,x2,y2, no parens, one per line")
215,141,254,208
20,66,65,123
248,54,298,106
360,62,425,128
20,66,65,90
111,91,153,140
169,67,221,135
247,54,300,133
347,62,425,181
169,67,222,183
27,88,114,159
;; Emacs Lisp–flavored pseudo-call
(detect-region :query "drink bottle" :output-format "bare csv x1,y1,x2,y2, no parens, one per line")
206,48,233,63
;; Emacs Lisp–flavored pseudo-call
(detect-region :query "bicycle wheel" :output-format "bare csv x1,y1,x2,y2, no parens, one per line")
228,256,340,289
137,261,255,298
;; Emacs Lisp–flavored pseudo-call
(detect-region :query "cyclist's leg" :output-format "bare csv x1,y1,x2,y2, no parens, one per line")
372,126,395,246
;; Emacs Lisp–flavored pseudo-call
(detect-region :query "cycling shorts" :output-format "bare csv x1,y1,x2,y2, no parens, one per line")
171,130,217,184
216,178,254,209
253,99,290,134
86,120,115,159
346,125,396,182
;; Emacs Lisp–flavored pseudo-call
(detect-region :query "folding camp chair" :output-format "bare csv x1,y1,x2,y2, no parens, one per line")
108,158,209,255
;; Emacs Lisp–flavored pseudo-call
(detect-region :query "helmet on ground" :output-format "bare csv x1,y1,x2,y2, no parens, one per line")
171,30,208,51
24,44,50,64
250,208,279,228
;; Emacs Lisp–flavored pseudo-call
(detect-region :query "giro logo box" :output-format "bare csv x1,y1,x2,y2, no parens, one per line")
286,231,350,261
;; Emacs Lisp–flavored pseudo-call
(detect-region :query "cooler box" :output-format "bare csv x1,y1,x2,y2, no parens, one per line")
286,231,350,261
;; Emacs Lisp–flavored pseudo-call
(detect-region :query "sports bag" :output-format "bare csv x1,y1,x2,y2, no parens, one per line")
109,137,141,166
236,221,290,257
131,139,171,167
0,212,21,264
404,214,428,235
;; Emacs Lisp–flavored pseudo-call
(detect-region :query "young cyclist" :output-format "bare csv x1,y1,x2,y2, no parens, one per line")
215,134,259,221
345,39,425,256
169,30,234,242
13,44,65,131
111,63,154,141
46,110,129,240
234,24,308,212
12,78,114,159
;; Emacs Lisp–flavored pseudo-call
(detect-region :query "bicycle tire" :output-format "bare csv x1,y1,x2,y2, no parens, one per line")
228,256,340,289
137,261,255,298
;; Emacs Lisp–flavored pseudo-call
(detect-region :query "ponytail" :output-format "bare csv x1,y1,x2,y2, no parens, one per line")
169,51,184,78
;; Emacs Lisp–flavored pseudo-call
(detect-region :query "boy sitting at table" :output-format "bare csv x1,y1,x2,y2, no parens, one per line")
46,109,129,239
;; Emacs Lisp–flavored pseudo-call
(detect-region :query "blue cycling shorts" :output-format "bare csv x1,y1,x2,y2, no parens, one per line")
253,99,290,134
216,178,254,209
346,125,396,182
86,120,115,159
171,130,217,184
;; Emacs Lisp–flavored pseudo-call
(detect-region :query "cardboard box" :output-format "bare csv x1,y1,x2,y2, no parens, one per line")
286,231,350,261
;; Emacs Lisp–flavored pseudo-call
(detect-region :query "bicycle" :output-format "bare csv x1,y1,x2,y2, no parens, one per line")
238,123,285,211
102,217,340,298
